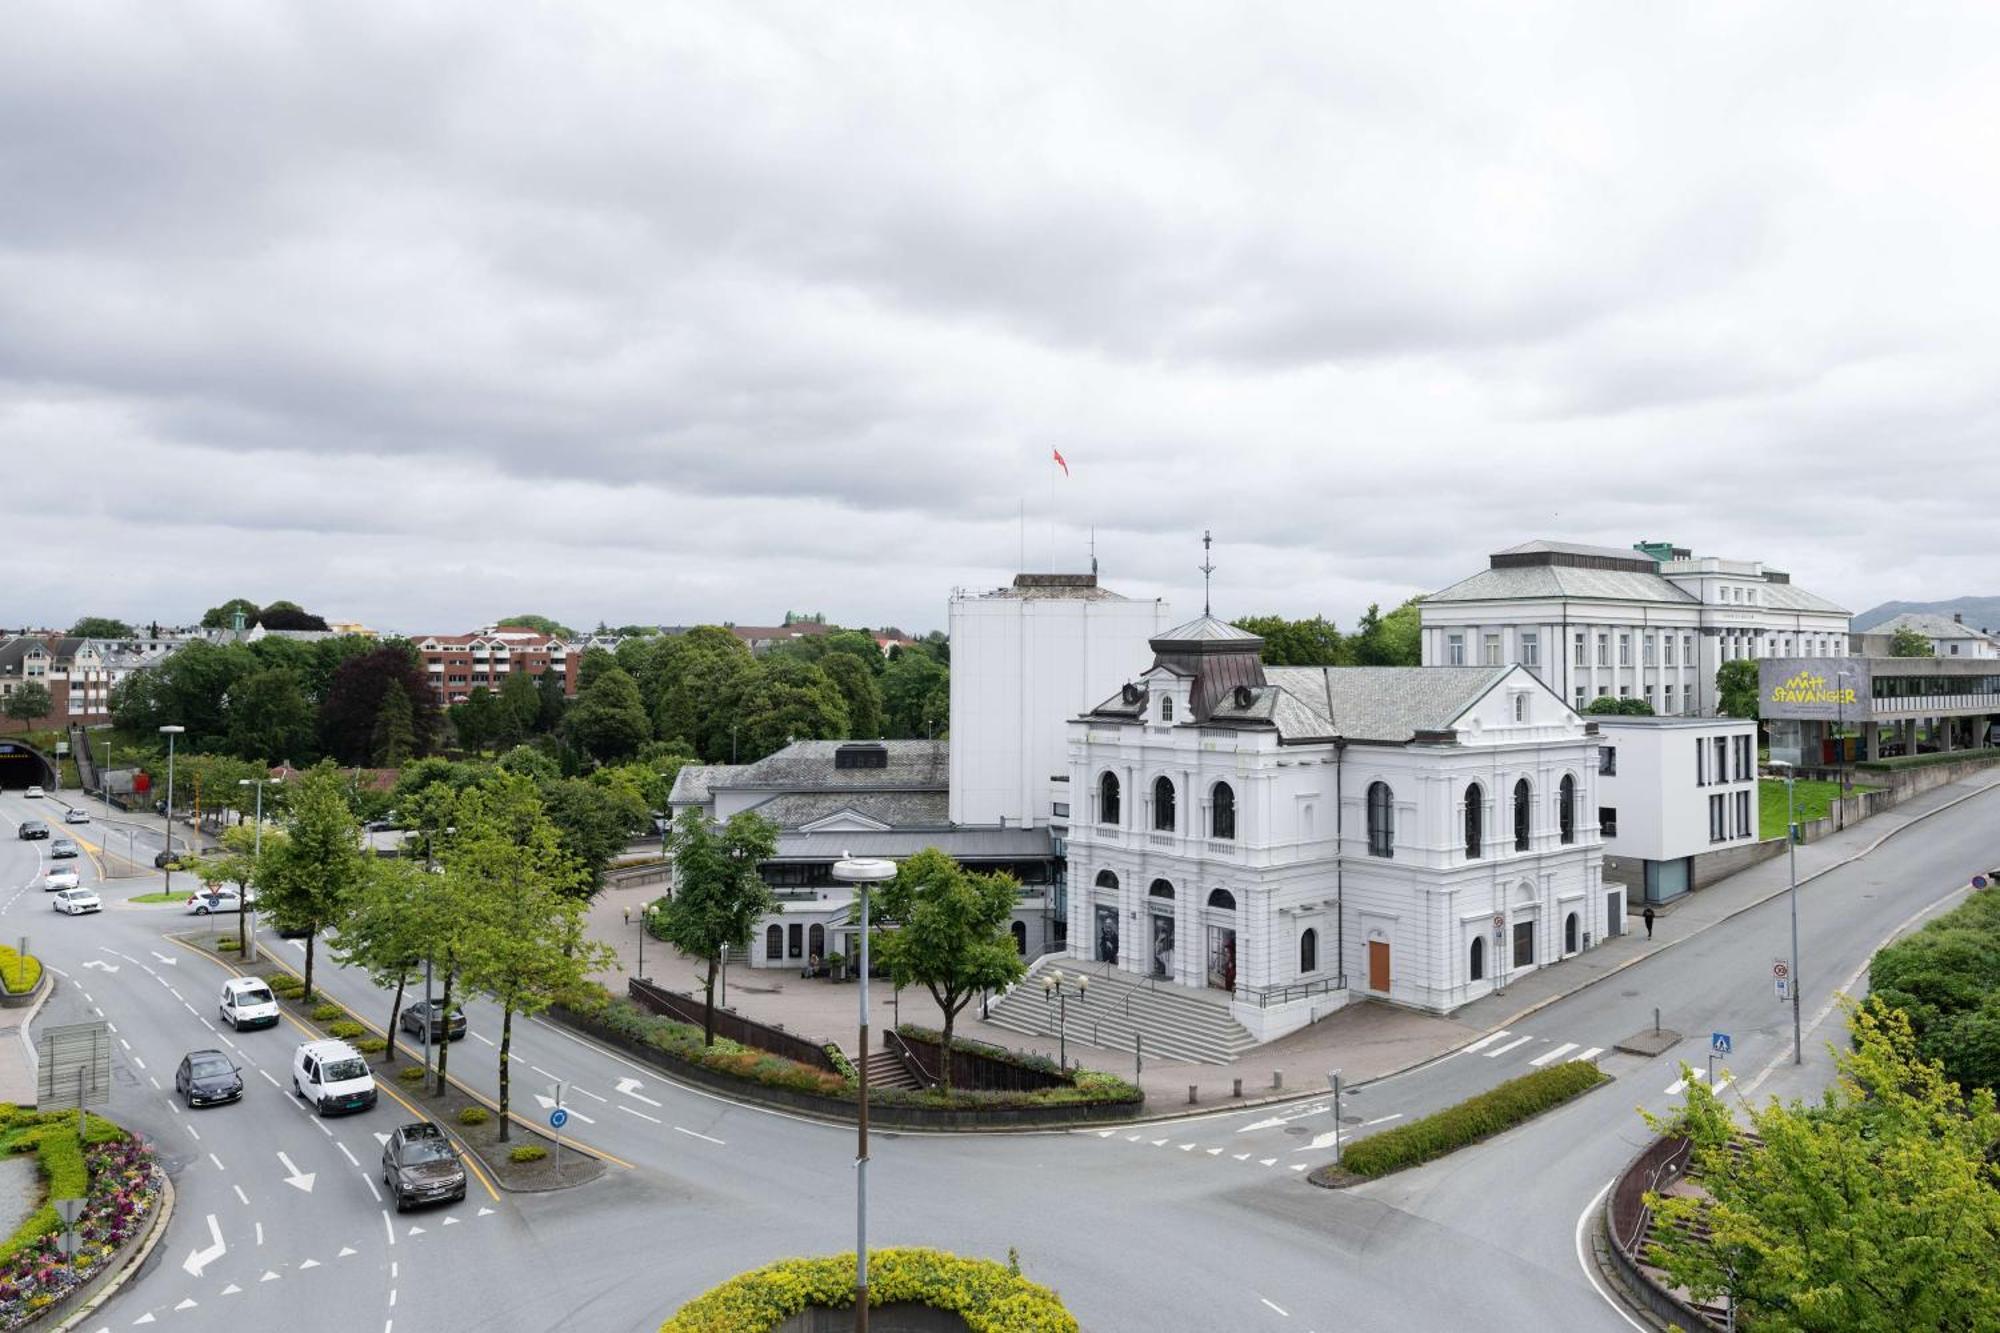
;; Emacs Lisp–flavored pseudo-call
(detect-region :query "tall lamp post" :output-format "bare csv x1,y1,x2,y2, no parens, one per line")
158,725,185,895
1834,667,1856,830
235,774,279,963
831,855,898,1333
1041,969,1088,1070
1325,1068,1345,1163
1770,760,1803,1064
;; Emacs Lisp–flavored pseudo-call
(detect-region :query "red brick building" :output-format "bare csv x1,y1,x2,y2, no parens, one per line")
412,626,579,707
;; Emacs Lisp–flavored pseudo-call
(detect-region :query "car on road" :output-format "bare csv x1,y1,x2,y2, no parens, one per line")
175,1049,244,1108
219,978,279,1030
52,888,100,915
48,838,78,859
187,888,253,915
154,849,196,870
42,868,80,891
292,1039,377,1116
398,999,468,1043
23,786,42,799
16,820,48,841
381,1121,468,1211
63,808,89,825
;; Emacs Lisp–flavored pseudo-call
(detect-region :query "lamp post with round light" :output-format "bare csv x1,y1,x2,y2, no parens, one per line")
831,855,897,1333
1769,759,1803,1064
1041,969,1088,1071
158,725,185,895
235,773,280,963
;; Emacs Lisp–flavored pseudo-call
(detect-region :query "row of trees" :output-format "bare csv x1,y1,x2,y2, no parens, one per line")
1230,598,1423,667
195,764,610,1141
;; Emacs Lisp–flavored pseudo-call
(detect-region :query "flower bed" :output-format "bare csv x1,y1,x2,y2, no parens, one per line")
0,949,41,999
0,1107,160,1328
661,1248,1078,1333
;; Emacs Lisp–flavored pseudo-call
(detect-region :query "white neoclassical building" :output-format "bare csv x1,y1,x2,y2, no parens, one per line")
1061,616,1614,1037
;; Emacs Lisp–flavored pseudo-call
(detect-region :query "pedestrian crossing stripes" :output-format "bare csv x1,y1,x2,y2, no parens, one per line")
1528,1042,1578,1066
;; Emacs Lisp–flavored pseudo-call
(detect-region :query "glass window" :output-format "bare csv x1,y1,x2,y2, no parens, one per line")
1599,807,1617,837
1709,794,1726,842
788,923,804,958
1447,633,1465,666
1513,921,1535,968
1521,632,1539,667
1596,634,1609,667
1513,694,1525,723
1513,780,1531,851
1160,696,1174,722
1665,682,1676,711
1469,935,1485,982
1099,773,1121,825
1366,782,1395,858
1574,633,1586,667
1483,633,1501,666
1464,783,1483,859
1618,634,1630,666
765,924,781,958
1300,929,1318,974
1152,777,1176,832
1210,783,1236,840
1206,888,1236,910
1559,775,1576,845
1599,746,1617,776
1664,636,1676,667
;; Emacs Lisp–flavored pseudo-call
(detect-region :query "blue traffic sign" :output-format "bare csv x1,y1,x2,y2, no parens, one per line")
548,1107,569,1131
1710,1032,1732,1056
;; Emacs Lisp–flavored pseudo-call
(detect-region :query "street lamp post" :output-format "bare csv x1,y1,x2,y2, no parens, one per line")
1041,969,1088,1071
158,726,185,895
1834,668,1856,830
1771,760,1803,1064
1326,1069,1345,1163
235,774,279,963
831,856,897,1333
101,736,114,818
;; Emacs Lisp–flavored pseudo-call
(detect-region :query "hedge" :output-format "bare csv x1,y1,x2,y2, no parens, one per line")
0,1108,125,1265
1334,1061,1607,1179
1855,748,2000,773
661,1248,1078,1333
0,946,42,996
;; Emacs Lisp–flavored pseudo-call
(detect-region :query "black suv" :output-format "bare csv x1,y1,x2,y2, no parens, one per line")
399,999,468,1042
16,820,48,841
381,1122,468,1211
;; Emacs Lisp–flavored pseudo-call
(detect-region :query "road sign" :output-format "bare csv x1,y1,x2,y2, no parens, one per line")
52,1199,84,1227
548,1107,569,1131
1974,875,1989,890
36,1021,111,1108
1710,1032,1732,1056
1491,914,1505,929
1775,977,1791,1001
1771,959,1790,981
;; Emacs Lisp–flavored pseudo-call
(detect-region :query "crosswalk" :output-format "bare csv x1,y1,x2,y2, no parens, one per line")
1460,1029,1604,1068
1665,1068,1733,1096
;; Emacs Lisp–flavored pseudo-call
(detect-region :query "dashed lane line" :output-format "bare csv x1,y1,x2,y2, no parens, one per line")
673,1126,724,1146
618,1106,663,1125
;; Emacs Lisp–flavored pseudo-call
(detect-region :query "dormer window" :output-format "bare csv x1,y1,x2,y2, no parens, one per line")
1160,696,1174,722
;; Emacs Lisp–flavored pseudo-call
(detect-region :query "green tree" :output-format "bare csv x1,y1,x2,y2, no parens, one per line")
655,810,778,1045
330,857,431,1063
575,647,617,692
224,667,317,764
1869,888,2000,1093
536,775,645,893
1643,1001,2000,1331
1889,626,1935,658
653,627,759,760
869,848,1027,1089
498,614,575,639
3,682,51,732
495,744,560,783
182,823,269,963
1716,658,1762,720
110,639,259,747
257,764,371,1002
566,667,652,764
68,616,134,638
739,658,850,758
535,668,568,734
496,670,539,743
1352,597,1423,666
201,597,261,629
1231,615,1348,666
1583,696,1656,717
448,686,506,755
881,650,949,739
819,653,885,738
370,681,417,766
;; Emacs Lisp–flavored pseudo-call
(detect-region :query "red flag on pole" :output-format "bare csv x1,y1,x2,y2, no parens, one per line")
1052,448,1069,476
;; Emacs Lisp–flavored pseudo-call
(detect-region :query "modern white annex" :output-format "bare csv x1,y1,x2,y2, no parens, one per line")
1062,616,1617,1038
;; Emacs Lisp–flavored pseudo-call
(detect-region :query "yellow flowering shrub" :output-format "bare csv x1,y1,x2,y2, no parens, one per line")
662,1247,1078,1333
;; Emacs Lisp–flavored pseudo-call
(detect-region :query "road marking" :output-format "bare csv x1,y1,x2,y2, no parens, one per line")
185,1124,200,1142
1530,1042,1580,1066
407,1224,425,1236
300,1258,320,1269
673,1126,724,1145
1571,1047,1605,1063
148,1076,159,1090
1258,1157,1276,1166
1125,1134,1142,1142
382,1211,395,1246
256,1222,264,1246
613,1077,661,1106
131,1056,145,1072
1150,1139,1167,1147
570,1085,608,1103
175,1298,196,1310
531,1093,593,1124
1205,1147,1223,1155
261,1270,279,1282
530,1065,560,1082
1461,1029,1512,1054
339,1246,357,1257
1483,1035,1535,1059
232,1184,248,1205
471,1033,494,1046
182,1213,226,1277
208,1153,225,1171
1576,1177,1648,1330
364,1174,381,1203
1178,1143,1196,1151
1665,1070,1707,1096
1362,1114,1402,1127
618,1105,662,1125
442,1216,458,1226
277,1152,316,1193
336,1142,359,1167
221,1283,241,1296
259,1070,281,1088
1260,1296,1289,1315
1233,1152,1251,1160
1288,1163,1309,1172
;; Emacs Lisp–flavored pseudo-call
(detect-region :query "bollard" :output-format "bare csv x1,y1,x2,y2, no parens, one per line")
1232,1077,1242,1098
1271,1070,1283,1091
1187,1084,1198,1105
1653,1007,1660,1035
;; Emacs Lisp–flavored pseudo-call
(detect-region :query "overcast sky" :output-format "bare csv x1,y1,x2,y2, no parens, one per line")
6,3,1996,636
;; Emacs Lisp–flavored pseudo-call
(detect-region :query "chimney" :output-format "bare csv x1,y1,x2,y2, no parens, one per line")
1952,611,1963,624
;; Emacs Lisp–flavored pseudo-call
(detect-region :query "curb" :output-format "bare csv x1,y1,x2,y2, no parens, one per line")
50,1164,175,1333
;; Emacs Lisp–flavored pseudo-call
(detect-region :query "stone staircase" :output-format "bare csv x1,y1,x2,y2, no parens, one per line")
984,959,1257,1066
861,1048,921,1091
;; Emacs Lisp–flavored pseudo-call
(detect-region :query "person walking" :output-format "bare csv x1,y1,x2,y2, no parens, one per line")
1642,906,1656,940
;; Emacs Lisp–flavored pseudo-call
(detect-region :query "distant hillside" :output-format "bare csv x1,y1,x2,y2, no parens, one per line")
1852,597,2000,634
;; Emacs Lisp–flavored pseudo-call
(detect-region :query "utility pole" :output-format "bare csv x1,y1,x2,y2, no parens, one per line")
833,856,897,1333
1772,761,1803,1064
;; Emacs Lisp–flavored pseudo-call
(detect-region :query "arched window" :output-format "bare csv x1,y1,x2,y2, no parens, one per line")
1011,921,1027,955
1469,935,1485,982
1513,779,1531,851
1565,912,1579,954
1367,782,1395,858
1099,772,1121,826
808,924,825,960
765,924,782,960
1211,782,1236,840
1094,869,1119,893
1206,888,1236,911
1153,776,1176,832
1464,782,1484,859
1300,928,1318,974
1148,879,1175,900
1559,774,1577,845
1160,696,1174,722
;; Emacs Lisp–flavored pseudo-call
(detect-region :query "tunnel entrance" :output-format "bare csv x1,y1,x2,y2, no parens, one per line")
0,742,58,791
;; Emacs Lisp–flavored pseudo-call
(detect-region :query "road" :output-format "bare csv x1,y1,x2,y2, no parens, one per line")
4,777,1995,1332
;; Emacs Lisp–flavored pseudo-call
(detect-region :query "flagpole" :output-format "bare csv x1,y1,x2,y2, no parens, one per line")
1049,458,1056,571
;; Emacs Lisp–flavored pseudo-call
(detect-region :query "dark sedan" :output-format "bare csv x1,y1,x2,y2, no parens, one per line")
381,1121,468,1211
399,1000,468,1042
176,1050,244,1108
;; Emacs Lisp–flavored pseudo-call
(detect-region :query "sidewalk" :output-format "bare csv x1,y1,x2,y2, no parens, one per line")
578,768,2000,1113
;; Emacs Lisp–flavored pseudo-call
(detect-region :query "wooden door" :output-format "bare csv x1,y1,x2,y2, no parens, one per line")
1368,940,1391,992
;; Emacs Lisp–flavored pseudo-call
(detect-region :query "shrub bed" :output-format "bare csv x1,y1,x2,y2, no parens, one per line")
325,1021,367,1041
355,1037,388,1055
661,1248,1078,1333
1326,1062,1606,1180
457,1107,489,1126
508,1145,546,1164
1869,886,2000,1094
0,1106,160,1325
310,1003,346,1023
397,1066,429,1084
0,947,42,997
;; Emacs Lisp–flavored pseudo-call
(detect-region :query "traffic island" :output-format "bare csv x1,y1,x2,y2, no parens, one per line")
661,1248,1079,1333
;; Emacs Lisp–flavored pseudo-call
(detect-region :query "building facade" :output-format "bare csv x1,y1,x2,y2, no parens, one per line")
412,626,578,707
1062,617,1611,1034
1593,715,1760,905
1852,611,2000,659
1421,540,1850,717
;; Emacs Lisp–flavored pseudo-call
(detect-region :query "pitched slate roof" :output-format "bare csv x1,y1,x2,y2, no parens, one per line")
1866,611,1999,642
1204,666,1515,744
1760,581,1850,616
1493,539,1658,563
741,790,952,830
667,764,730,807
1153,614,1261,643
725,739,947,790
1425,564,1699,606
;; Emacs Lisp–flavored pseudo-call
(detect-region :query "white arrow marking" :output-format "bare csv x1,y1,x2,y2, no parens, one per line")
337,1247,356,1258
373,1133,391,1147
174,1299,196,1311
134,1314,156,1324
276,1152,316,1193
1205,1147,1223,1156
407,1225,424,1236
477,1207,494,1217
260,1271,280,1282
532,1093,593,1124
181,1213,225,1278
1294,1130,1342,1154
299,1258,320,1270
613,1077,662,1107
1258,1157,1277,1167
442,1216,458,1226
220,1283,242,1295
82,960,118,973
1236,1102,1329,1134
151,952,176,966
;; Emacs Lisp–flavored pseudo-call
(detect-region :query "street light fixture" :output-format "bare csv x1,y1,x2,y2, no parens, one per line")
158,726,185,895
236,773,280,963
1769,760,1803,1065
831,854,898,1333
1041,969,1088,1071
1326,1069,1345,1163
1834,667,1856,829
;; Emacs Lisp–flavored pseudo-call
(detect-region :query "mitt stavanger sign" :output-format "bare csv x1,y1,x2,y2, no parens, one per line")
1758,657,1871,720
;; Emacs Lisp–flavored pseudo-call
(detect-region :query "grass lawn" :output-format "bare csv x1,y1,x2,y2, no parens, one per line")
126,891,182,905
1758,777,1881,841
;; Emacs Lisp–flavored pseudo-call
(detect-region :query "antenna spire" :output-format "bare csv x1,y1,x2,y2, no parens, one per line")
1199,530,1216,616
1089,527,1098,577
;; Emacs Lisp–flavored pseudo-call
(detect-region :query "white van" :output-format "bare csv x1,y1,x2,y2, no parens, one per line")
291,1039,378,1117
219,977,280,1030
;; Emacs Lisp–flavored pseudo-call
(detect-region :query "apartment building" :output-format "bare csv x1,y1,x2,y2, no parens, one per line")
412,626,579,707
1592,715,1761,905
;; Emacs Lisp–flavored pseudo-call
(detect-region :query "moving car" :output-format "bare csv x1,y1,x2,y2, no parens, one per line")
175,1049,244,1107
48,838,78,859
187,888,253,915
16,820,48,841
52,888,100,915
380,1121,468,1211
153,850,187,869
398,999,468,1042
219,977,279,1030
23,786,42,799
42,868,80,891
291,1039,377,1116
63,808,89,825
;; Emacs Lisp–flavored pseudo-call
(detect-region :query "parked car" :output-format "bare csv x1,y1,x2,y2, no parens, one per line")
52,888,100,915
62,808,89,824
16,820,48,841
42,868,80,891
186,888,253,915
380,1121,468,1211
219,977,279,1030
23,786,42,799
175,1049,243,1108
291,1039,377,1116
48,838,78,859
153,849,190,869
398,999,467,1043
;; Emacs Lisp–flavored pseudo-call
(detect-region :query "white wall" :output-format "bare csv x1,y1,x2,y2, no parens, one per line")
1593,718,1759,863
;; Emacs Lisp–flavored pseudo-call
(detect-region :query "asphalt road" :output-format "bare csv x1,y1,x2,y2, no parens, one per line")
4,777,1995,1332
